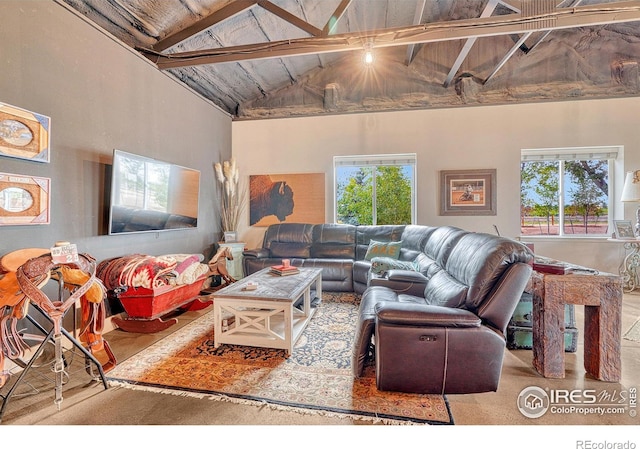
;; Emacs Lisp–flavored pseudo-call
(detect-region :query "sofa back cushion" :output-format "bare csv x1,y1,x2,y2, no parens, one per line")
355,225,405,260
423,226,468,266
413,253,442,278
310,224,356,259
399,225,436,261
423,270,468,308
262,223,314,258
444,233,533,311
270,242,310,258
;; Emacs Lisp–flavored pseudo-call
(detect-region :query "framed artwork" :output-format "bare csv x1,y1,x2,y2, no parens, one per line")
0,172,51,225
613,220,636,239
440,169,497,216
249,173,325,226
0,102,51,163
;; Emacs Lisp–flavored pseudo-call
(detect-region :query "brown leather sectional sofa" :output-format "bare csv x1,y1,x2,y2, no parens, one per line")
243,223,418,293
243,222,533,394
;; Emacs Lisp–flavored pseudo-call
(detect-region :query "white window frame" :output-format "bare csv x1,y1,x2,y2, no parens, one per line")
333,153,417,225
520,145,623,238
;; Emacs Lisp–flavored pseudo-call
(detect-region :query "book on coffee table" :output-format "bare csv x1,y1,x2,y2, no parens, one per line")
270,265,300,276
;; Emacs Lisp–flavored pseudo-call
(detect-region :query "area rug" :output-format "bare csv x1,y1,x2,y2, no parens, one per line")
106,292,453,425
623,317,640,342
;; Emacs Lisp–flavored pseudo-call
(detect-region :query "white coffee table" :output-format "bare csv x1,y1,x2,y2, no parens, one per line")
213,267,322,354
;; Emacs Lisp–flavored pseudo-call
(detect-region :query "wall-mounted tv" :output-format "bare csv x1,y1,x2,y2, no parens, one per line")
108,149,200,235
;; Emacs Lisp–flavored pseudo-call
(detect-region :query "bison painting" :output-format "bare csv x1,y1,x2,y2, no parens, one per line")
249,175,295,225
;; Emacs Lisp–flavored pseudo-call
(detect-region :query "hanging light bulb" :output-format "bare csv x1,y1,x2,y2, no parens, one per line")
363,41,374,65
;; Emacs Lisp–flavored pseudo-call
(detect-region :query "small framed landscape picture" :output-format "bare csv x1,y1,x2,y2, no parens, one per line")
224,231,237,243
614,220,635,239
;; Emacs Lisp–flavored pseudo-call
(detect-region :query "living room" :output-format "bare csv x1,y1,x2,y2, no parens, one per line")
1,0,639,446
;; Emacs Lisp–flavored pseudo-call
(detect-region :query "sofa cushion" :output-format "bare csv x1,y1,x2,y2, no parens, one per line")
301,259,353,287
312,224,356,243
399,225,437,260
423,226,467,266
423,270,468,308
444,233,533,310
356,225,405,260
370,256,416,275
364,240,402,261
309,224,356,258
269,242,310,259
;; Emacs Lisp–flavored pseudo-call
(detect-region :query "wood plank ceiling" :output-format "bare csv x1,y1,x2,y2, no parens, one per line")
60,0,640,120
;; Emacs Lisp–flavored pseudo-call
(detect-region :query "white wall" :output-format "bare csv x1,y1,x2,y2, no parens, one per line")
233,97,640,274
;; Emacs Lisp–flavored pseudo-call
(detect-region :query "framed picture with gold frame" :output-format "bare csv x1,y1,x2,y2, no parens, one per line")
0,102,51,163
0,172,51,225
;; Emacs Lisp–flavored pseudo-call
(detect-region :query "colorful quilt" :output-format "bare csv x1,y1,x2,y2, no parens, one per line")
97,254,208,290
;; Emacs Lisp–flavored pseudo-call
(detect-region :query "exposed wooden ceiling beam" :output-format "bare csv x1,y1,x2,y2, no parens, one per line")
257,1,322,36
138,1,640,69
404,0,427,66
526,0,585,52
483,31,533,84
152,0,258,52
498,0,523,11
443,0,501,87
322,0,352,36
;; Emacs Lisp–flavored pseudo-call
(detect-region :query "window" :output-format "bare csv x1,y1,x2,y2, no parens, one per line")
520,146,620,236
334,154,416,225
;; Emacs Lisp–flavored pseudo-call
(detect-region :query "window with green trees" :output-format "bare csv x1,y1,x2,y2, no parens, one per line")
520,147,620,236
334,154,416,225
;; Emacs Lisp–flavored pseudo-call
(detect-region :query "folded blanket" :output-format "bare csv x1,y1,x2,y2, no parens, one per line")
97,254,209,290
164,254,210,285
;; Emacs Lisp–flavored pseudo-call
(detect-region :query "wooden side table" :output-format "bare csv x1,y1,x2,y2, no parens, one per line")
531,270,623,382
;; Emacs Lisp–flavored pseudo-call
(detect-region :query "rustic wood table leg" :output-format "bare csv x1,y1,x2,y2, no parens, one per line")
583,282,622,381
531,270,622,380
532,275,567,378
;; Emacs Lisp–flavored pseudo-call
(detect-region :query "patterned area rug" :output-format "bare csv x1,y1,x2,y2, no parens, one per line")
106,292,453,424
624,317,640,342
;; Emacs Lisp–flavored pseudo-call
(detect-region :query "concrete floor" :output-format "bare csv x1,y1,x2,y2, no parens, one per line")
1,291,638,446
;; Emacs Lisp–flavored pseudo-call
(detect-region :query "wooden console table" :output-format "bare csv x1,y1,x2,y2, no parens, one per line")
531,269,623,382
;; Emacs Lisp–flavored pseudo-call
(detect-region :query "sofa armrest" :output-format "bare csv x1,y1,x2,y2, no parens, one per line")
375,302,481,328
368,269,427,296
243,248,270,259
386,270,427,283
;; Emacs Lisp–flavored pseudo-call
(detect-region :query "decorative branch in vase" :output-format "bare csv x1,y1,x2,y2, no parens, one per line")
214,158,245,242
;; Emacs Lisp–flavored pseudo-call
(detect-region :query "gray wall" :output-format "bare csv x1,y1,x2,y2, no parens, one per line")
0,1,232,262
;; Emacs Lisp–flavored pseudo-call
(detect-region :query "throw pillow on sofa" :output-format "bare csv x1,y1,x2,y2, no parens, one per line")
370,256,417,275
364,240,402,261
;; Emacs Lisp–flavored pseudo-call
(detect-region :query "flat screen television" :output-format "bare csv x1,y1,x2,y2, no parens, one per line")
108,149,200,235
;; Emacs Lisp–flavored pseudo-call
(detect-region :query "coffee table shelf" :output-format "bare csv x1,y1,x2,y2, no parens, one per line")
213,267,322,354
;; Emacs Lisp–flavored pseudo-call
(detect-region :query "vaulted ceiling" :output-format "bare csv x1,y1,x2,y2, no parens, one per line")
61,0,640,120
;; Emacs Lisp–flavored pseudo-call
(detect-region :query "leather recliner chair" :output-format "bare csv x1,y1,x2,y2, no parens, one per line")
352,230,533,395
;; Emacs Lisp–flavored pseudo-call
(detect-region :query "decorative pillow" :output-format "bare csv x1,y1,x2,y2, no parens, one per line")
364,240,402,261
370,256,417,275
